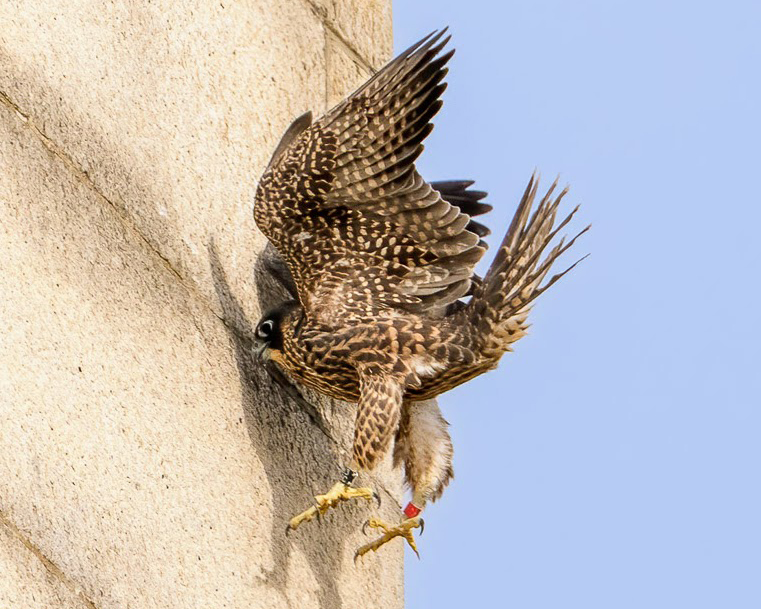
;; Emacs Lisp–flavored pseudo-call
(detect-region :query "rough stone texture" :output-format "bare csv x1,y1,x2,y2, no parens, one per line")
0,517,93,609
0,2,401,608
308,0,393,69
0,0,391,330
326,31,371,109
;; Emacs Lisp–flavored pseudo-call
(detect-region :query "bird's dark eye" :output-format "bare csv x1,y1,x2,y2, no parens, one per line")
256,319,275,340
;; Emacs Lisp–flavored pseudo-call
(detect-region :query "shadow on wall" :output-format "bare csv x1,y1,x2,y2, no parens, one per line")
1,53,394,607
210,239,354,609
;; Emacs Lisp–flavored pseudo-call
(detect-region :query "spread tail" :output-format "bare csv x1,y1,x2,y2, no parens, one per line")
466,173,589,357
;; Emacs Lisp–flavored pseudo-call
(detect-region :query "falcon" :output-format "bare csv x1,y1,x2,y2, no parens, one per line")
253,29,588,560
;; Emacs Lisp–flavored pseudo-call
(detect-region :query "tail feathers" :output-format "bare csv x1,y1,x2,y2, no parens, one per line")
469,173,589,353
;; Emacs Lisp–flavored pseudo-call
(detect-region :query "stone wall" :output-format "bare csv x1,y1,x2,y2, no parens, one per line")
0,2,403,607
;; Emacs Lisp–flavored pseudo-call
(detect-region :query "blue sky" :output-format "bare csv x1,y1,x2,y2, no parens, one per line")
393,2,761,607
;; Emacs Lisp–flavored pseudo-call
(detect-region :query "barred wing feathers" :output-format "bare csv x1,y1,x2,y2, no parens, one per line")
255,30,486,322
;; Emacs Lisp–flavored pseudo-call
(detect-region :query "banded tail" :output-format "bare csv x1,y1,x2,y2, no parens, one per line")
466,174,589,358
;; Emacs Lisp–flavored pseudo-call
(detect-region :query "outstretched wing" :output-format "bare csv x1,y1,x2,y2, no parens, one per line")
259,180,491,300
255,30,486,324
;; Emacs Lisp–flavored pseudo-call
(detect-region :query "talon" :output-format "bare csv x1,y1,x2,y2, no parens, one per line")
287,481,378,535
352,516,423,560
373,491,381,507
285,524,292,536
419,518,425,536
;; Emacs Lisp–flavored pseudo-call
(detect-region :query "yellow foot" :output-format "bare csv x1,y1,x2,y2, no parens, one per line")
287,482,379,533
354,516,424,561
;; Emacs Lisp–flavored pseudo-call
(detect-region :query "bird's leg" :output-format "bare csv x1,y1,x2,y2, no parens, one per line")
354,501,425,561
287,467,380,533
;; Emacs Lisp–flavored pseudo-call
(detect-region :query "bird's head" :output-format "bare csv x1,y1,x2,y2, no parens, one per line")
253,300,301,364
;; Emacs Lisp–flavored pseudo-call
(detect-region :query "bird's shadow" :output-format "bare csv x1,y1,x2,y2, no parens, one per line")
209,238,363,609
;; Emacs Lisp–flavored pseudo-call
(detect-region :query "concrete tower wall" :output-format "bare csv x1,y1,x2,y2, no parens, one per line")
0,2,403,607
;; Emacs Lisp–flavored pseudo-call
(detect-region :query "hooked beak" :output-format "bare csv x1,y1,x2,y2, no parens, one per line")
254,340,269,363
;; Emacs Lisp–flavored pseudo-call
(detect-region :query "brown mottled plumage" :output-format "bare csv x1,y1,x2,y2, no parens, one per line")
253,30,588,557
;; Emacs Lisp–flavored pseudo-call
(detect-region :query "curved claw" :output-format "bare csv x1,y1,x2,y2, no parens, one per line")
372,491,381,508
419,518,425,536
362,519,370,536
285,524,293,536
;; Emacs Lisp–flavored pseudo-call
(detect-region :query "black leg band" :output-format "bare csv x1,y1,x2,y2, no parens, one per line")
341,467,358,486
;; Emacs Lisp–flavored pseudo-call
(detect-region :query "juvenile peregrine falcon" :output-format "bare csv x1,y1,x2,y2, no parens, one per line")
253,29,588,559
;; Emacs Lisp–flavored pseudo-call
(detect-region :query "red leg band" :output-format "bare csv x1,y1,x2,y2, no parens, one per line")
403,502,421,519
